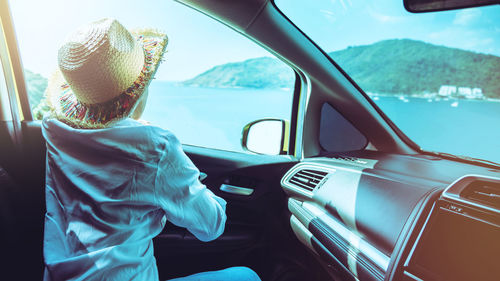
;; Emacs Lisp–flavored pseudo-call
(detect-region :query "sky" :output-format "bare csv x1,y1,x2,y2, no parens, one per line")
276,0,500,56
8,0,270,81
8,0,500,81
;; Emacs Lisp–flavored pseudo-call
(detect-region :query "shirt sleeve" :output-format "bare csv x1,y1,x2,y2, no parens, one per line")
153,131,227,242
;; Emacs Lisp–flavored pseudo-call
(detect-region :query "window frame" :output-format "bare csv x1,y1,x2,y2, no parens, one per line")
1,0,31,121
5,0,304,158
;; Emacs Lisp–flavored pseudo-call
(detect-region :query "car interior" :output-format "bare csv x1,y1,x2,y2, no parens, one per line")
1,0,499,280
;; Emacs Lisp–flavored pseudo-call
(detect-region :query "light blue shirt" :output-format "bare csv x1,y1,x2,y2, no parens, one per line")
41,118,227,281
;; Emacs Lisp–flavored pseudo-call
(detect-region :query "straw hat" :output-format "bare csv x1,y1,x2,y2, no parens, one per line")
46,18,168,128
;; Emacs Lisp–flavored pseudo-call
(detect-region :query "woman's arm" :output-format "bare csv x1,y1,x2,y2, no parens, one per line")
154,132,227,242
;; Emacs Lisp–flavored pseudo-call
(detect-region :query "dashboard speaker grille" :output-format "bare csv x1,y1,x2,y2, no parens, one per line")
289,169,328,192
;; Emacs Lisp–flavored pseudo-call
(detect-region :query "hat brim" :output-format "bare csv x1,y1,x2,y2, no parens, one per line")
46,29,168,129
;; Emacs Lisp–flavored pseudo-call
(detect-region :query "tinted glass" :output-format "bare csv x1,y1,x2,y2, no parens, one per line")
320,103,367,152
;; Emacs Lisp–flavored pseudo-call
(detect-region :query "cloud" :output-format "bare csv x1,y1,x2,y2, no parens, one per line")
428,27,497,55
367,8,404,23
338,0,347,10
453,9,482,26
330,0,349,10
320,9,336,22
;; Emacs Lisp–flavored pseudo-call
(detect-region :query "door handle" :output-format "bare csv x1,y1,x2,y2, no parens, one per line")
219,184,254,196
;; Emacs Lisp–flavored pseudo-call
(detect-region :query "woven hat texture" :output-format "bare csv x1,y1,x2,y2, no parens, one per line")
46,18,168,128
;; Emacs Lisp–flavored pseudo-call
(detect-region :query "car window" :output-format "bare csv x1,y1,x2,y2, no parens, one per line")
275,0,500,164
319,103,367,152
9,0,295,154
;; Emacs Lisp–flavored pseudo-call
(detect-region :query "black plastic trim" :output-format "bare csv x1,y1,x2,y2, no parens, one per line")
288,71,301,157
319,102,368,153
403,0,499,13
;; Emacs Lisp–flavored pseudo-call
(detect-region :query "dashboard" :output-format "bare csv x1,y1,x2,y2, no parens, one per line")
281,153,500,281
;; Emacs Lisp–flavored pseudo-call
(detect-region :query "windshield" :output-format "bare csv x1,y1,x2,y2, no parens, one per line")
275,0,500,164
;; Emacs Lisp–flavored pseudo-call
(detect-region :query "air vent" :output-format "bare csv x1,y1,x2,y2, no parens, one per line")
289,169,328,192
461,180,500,209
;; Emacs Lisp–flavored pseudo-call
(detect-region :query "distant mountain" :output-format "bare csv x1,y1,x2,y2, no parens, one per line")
330,39,500,98
182,39,500,98
182,57,295,89
23,69,50,119
25,69,48,107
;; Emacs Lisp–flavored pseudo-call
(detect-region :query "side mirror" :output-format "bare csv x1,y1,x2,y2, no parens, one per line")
241,119,289,155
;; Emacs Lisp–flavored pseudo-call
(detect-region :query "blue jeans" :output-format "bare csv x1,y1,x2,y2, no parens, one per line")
167,266,261,281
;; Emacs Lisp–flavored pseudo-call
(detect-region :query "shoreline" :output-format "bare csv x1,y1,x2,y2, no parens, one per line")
366,92,500,102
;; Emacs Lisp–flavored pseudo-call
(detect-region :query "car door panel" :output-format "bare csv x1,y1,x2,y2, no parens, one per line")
154,146,298,278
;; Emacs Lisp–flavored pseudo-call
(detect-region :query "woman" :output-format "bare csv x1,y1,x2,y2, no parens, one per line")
42,18,261,281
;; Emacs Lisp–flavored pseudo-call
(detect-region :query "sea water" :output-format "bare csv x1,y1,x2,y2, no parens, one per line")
377,96,500,163
143,82,293,153
143,82,500,164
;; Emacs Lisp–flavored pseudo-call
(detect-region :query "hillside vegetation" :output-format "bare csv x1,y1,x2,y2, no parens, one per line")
331,39,500,97
183,39,500,98
25,69,47,106
182,57,295,89
24,70,50,119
